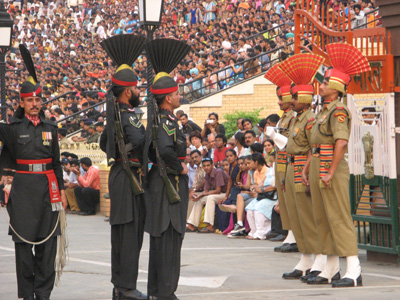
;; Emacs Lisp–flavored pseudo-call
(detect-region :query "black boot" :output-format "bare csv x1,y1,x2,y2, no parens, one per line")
282,269,310,280
300,270,321,283
332,275,362,288
119,289,147,300
307,271,341,285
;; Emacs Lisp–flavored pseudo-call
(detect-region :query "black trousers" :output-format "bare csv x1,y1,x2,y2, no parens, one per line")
271,206,288,236
15,236,57,298
111,220,145,290
148,224,183,298
74,187,99,212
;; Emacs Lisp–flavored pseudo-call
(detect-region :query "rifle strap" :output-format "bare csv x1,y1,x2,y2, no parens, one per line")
139,168,143,186
175,175,179,193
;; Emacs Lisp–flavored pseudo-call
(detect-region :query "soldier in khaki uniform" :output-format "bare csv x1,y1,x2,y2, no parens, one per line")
303,43,371,287
264,66,297,252
277,54,327,282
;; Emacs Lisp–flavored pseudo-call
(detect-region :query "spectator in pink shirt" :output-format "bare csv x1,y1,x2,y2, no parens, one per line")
71,157,100,216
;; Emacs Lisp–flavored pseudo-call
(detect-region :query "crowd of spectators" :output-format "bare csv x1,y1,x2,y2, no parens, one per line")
2,0,379,132
181,110,288,241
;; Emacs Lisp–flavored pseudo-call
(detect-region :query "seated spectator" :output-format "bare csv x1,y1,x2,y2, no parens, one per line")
180,113,202,135
242,118,258,136
256,118,268,143
243,130,258,155
229,58,244,82
263,139,275,166
201,112,226,138
219,155,248,213
245,155,277,240
187,157,229,233
234,131,248,157
187,148,196,190
64,158,80,213
202,133,216,160
222,158,230,174
229,153,268,238
188,150,206,219
189,131,205,155
86,124,101,144
72,157,100,216
213,134,229,167
250,143,264,154
266,114,280,127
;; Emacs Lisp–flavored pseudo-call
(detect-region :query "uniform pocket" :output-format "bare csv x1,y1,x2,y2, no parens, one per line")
17,137,31,145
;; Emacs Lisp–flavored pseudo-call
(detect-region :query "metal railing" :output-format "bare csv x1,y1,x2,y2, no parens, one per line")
179,42,295,103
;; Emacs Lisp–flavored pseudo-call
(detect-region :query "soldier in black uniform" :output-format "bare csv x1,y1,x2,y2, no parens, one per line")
99,34,147,300
0,45,67,300
144,39,191,300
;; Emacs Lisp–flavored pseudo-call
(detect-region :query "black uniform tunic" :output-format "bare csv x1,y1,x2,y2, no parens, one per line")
145,108,189,298
0,114,64,298
100,103,146,290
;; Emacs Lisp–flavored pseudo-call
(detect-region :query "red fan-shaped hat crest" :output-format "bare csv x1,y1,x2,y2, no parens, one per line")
264,64,292,102
278,54,324,103
325,42,371,92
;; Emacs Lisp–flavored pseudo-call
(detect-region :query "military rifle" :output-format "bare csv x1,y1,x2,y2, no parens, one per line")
151,96,181,204
114,101,144,196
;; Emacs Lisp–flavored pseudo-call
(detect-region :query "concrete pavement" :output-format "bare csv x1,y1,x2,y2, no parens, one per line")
0,211,399,300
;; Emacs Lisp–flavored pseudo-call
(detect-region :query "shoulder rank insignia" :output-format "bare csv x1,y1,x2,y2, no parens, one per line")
336,106,345,110
334,112,347,123
129,116,142,128
307,117,315,123
163,123,176,137
127,108,135,112
168,115,176,121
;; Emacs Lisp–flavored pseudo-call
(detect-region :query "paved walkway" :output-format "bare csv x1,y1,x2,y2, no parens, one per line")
1,211,399,300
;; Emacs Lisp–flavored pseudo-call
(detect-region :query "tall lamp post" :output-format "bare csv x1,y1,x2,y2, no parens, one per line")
0,0,13,120
138,0,164,119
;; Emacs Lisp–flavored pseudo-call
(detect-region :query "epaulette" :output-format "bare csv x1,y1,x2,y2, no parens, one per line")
335,106,345,110
307,117,315,123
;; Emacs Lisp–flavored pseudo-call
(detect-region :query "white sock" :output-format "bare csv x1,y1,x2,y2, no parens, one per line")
283,230,296,244
311,254,327,272
319,255,340,282
343,256,361,282
237,221,243,227
294,254,314,274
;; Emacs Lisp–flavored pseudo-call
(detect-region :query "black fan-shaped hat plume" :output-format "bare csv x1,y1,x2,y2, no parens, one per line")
100,34,147,67
19,44,38,83
101,34,147,87
144,39,192,74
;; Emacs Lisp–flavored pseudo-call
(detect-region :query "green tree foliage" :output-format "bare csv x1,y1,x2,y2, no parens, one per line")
222,108,264,139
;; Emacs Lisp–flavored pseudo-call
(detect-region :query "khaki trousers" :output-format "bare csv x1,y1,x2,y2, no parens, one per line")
187,194,226,227
276,169,290,230
286,163,321,254
66,187,80,211
309,157,358,256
